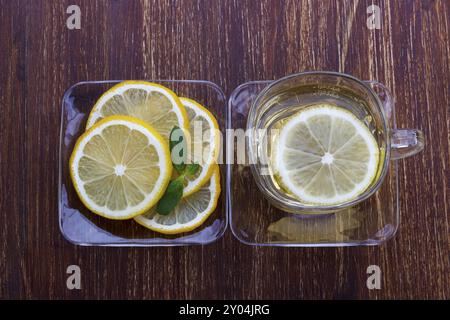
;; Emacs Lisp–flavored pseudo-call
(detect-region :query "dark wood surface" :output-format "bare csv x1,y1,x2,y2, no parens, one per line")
0,0,448,299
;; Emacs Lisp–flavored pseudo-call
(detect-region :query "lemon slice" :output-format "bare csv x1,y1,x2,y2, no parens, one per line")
273,104,379,205
86,81,189,140
134,165,221,234
181,97,220,197
70,115,172,219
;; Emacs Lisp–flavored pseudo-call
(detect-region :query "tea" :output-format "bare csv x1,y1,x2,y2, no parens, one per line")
257,83,382,205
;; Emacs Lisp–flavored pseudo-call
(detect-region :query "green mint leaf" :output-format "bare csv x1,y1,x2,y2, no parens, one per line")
156,176,184,215
169,126,187,173
173,163,185,174
185,163,200,177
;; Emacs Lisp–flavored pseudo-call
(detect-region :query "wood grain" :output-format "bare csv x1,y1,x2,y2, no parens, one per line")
0,0,448,299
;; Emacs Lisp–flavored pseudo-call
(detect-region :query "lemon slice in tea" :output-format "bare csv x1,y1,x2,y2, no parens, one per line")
273,104,379,205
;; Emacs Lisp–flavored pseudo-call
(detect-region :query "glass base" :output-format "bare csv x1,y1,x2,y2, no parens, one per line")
227,81,399,247
59,80,227,246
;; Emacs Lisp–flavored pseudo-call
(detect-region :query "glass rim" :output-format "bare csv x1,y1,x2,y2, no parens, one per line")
246,71,392,213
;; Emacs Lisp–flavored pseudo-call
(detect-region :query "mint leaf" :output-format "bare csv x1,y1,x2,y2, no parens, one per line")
156,176,184,215
169,126,187,173
185,163,200,177
157,127,195,214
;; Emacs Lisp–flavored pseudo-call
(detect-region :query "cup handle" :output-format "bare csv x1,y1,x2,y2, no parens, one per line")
364,81,425,160
391,129,425,160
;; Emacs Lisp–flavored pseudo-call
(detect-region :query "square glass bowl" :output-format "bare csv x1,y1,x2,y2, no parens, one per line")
227,81,399,247
59,80,227,246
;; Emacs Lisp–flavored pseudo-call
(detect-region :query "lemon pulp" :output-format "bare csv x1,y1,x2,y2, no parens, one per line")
272,104,380,205
86,81,189,140
70,115,172,219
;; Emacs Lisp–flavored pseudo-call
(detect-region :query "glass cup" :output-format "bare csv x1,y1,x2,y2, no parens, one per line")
246,71,424,214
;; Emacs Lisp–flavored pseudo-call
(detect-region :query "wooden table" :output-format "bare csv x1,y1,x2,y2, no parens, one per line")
0,0,448,299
